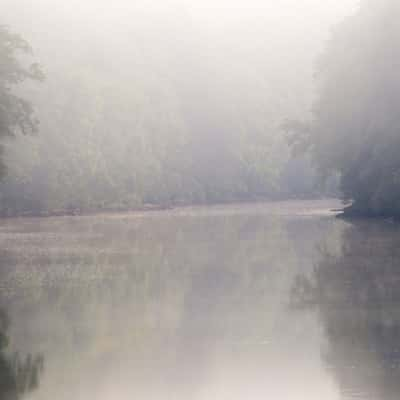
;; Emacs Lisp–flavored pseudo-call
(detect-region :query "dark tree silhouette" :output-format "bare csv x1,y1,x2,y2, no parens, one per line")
291,220,400,399
287,0,400,217
0,308,43,400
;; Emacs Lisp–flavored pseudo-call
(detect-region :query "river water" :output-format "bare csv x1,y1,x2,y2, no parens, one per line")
1,199,400,400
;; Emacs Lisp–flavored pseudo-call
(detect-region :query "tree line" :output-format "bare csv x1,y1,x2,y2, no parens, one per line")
0,19,320,216
3,0,400,217
288,0,400,217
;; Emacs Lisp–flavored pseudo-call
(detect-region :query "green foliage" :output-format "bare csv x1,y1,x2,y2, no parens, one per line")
0,25,43,179
290,0,400,216
0,14,323,215
0,25,44,136
0,26,319,216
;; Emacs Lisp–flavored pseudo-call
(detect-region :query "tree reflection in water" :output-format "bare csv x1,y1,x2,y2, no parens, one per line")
0,308,43,400
291,220,400,400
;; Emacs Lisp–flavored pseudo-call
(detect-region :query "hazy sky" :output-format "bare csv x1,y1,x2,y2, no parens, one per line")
2,0,360,70
1,0,361,131
3,0,359,33
2,0,361,124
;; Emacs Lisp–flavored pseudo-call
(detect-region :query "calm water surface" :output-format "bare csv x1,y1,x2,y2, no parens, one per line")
1,200,400,400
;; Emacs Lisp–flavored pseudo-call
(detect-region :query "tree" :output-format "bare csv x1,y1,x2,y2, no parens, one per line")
0,24,43,176
288,0,400,216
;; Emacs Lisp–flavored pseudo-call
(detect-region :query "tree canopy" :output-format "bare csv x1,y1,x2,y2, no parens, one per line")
0,10,323,216
291,0,400,216
0,25,43,177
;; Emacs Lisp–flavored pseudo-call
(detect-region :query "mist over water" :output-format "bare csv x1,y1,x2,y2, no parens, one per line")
0,201,399,400
4,1,400,399
0,201,342,400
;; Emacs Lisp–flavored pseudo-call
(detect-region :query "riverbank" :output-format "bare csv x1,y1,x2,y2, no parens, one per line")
0,198,343,219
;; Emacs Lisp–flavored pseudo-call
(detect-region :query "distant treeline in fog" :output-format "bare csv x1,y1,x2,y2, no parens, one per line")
0,0,333,216
10,0,400,216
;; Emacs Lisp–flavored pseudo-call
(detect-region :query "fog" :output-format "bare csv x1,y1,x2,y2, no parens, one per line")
0,0,358,215
6,2,400,400
2,0,356,213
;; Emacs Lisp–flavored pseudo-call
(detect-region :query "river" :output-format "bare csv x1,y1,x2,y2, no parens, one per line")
1,199,399,400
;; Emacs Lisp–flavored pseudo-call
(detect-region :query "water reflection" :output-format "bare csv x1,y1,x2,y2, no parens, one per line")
5,202,399,399
291,219,400,400
0,308,43,400
0,205,339,399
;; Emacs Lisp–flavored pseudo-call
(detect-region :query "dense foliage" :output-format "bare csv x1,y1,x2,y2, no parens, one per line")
0,25,43,177
0,14,321,216
3,0,356,216
291,0,400,216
